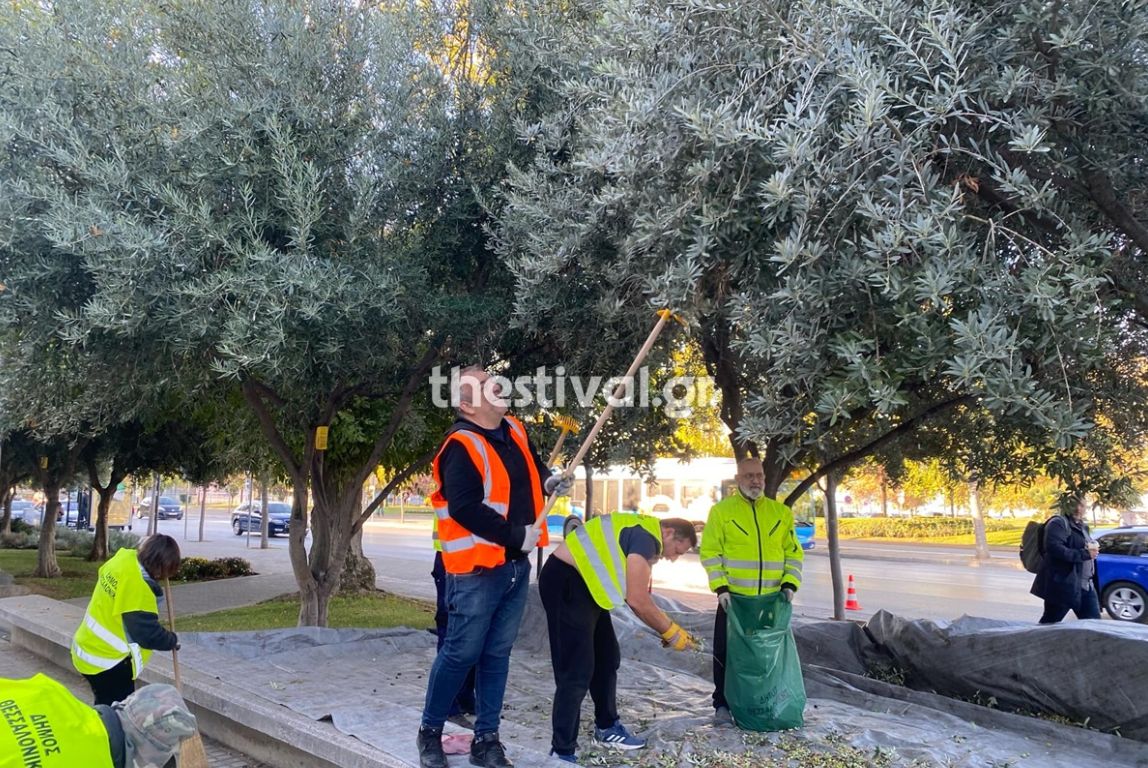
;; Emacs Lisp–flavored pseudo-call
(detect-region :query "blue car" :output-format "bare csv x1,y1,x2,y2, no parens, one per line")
1095,526,1148,623
796,520,815,550
547,500,585,539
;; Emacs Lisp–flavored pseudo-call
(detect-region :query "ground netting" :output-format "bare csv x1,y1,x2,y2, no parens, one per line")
180,589,1148,767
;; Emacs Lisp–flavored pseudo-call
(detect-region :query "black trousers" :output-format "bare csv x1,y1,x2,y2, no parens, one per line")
711,604,728,710
539,557,620,755
432,552,477,714
84,657,135,706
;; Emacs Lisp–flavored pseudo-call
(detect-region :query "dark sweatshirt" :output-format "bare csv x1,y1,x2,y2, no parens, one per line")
121,570,179,652
438,417,550,558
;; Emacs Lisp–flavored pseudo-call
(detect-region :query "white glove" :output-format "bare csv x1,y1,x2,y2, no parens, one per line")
518,524,541,553
780,586,795,603
544,472,574,497
717,592,731,611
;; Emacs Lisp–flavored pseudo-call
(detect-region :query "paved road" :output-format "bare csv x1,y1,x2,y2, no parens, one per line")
150,510,1049,625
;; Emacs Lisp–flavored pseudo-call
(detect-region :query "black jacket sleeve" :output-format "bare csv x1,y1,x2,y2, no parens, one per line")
530,438,552,486
440,441,519,547
122,611,179,651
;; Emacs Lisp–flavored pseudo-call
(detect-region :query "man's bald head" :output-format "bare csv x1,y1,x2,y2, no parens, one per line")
452,365,508,429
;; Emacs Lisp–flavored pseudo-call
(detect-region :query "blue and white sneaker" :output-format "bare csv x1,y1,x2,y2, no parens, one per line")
592,720,647,750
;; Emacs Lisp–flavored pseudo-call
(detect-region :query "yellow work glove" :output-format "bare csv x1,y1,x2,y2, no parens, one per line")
660,622,699,652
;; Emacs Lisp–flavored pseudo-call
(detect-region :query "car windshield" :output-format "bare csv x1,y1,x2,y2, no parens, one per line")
159,497,180,505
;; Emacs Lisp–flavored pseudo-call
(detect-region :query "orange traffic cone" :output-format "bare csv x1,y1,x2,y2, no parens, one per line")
845,574,862,611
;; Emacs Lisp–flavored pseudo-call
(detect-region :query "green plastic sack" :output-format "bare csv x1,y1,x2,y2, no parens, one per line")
725,592,806,731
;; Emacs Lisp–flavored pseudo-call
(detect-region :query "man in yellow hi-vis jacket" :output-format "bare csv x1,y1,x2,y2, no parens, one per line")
700,457,803,725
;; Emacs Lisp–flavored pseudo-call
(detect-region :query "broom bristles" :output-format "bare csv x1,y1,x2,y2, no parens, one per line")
179,731,211,768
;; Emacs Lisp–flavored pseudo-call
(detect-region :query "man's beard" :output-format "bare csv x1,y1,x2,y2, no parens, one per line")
741,488,762,500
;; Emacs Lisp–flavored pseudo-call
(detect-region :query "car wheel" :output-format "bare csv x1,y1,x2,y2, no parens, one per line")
1102,582,1148,623
232,519,243,536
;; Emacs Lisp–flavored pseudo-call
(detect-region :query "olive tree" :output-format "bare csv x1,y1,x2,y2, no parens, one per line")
0,0,541,623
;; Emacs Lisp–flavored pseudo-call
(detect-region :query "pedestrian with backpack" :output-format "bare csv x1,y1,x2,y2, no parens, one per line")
1030,497,1101,623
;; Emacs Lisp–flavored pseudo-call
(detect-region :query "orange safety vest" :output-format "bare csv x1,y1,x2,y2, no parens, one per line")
431,415,548,574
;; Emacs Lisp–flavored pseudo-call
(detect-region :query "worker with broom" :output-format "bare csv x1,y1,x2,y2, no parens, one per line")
539,513,700,764
0,674,196,768
417,365,571,768
71,534,182,705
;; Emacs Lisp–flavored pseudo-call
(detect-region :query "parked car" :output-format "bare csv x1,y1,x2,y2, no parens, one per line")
231,501,292,537
796,519,815,550
1095,526,1148,624
137,496,184,520
547,499,585,539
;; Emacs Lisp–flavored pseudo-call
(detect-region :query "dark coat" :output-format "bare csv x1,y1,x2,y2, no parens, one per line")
1030,514,1094,608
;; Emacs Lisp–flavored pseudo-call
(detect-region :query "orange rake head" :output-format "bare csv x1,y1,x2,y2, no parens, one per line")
551,414,581,434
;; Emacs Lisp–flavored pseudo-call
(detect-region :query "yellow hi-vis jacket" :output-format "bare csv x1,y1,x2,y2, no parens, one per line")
567,513,662,610
71,547,157,679
699,493,803,595
0,673,115,768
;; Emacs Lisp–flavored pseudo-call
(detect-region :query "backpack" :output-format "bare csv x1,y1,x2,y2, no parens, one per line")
1019,516,1057,573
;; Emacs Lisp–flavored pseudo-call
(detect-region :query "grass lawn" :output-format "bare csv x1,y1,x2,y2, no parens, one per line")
0,549,100,600
177,591,437,632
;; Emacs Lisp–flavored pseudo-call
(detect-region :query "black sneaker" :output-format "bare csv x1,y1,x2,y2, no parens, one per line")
470,731,513,768
417,726,447,768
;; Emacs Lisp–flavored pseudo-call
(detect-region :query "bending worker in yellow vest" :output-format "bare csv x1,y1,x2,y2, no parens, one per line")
0,673,196,768
72,535,182,705
539,513,700,764
700,457,804,726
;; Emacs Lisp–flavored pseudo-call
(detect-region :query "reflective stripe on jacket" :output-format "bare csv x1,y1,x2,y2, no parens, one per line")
0,673,116,768
698,493,803,596
431,415,548,573
567,513,662,610
71,548,156,678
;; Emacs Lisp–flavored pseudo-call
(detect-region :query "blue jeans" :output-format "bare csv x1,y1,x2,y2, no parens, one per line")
1040,587,1101,623
421,557,530,736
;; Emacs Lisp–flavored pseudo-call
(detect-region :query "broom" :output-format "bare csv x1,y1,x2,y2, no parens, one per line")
163,579,212,768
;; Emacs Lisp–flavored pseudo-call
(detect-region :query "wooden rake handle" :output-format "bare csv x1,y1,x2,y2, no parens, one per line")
533,309,682,530
163,578,182,691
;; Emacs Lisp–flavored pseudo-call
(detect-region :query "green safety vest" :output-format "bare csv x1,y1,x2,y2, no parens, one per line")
432,516,443,552
568,513,663,610
0,673,115,768
699,493,804,596
71,548,157,678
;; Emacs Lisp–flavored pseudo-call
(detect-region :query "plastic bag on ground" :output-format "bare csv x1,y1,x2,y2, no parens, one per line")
726,592,806,731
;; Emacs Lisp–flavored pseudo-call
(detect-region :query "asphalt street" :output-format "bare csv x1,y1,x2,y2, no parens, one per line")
138,509,1047,625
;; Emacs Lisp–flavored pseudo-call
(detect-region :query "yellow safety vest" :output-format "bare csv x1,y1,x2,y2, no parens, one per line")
567,513,663,610
71,548,157,678
699,493,804,596
0,673,115,768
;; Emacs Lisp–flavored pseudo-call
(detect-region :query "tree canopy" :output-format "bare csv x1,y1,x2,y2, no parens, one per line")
496,0,1148,501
